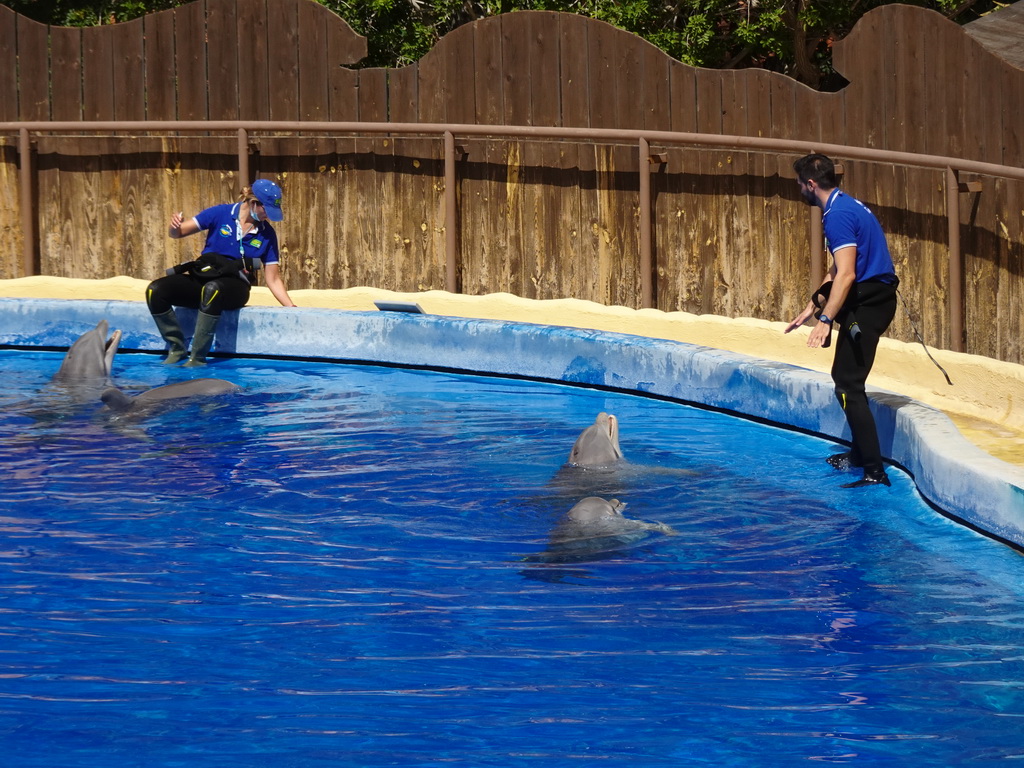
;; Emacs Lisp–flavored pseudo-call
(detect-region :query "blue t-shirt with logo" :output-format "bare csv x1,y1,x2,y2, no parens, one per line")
193,203,280,267
822,189,896,284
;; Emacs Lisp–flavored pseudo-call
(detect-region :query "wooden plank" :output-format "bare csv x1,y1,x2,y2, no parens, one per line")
501,13,532,126
659,61,697,311
694,67,723,314
718,69,748,318
388,64,418,124
936,14,965,161
174,0,208,121
297,0,329,121
499,15,534,295
767,75,807,318
0,7,18,122
465,17,511,295
82,24,115,122
558,14,590,128
640,41,671,132
959,35,987,355
16,15,49,121
416,32,450,124
237,0,270,120
527,11,569,298
143,8,177,120
267,0,299,121
527,12,559,127
110,17,146,121
0,137,22,277
327,60,360,123
587,20,618,129
443,23,477,125
356,68,388,123
518,12,561,299
206,0,240,121
474,17,504,126
50,26,83,122
556,9,589,209
36,138,65,276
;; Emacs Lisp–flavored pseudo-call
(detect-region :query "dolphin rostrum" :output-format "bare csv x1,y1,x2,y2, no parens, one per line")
101,378,241,413
567,412,623,467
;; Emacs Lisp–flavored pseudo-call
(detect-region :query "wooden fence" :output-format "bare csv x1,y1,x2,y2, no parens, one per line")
0,1,1022,364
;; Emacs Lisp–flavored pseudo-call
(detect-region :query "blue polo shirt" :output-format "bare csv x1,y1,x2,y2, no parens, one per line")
193,203,280,266
822,189,896,284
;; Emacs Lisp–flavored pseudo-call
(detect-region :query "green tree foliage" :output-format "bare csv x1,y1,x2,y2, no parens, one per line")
4,0,1000,88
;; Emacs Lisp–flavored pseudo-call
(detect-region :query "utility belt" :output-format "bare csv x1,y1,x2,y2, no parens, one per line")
811,277,898,347
166,253,262,283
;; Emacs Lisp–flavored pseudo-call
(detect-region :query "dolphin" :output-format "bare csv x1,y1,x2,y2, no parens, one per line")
101,378,241,413
549,497,675,546
567,412,623,467
51,320,122,384
522,496,676,568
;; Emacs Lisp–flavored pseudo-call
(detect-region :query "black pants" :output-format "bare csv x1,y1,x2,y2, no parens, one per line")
146,273,251,317
831,280,898,474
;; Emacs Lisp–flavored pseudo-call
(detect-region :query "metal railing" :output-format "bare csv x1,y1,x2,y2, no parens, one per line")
6,119,1024,352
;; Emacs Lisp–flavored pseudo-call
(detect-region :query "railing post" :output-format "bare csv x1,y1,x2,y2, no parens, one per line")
639,137,653,309
443,130,459,294
18,128,36,277
237,128,249,189
946,167,964,353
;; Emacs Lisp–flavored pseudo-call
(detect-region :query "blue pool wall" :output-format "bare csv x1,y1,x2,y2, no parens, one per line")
3,297,1023,548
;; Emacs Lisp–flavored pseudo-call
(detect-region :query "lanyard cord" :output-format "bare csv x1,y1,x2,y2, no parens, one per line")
898,289,954,386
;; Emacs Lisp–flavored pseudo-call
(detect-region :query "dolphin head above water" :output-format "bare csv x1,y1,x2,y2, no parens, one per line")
567,412,623,467
52,320,122,383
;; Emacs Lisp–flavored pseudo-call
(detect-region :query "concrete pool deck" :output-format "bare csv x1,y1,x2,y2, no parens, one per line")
2,276,1023,548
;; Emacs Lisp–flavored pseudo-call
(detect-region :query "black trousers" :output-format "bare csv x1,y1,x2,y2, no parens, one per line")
146,273,251,317
831,280,898,474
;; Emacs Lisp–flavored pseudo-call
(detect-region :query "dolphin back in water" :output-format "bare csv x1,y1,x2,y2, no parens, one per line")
101,378,241,413
52,320,122,384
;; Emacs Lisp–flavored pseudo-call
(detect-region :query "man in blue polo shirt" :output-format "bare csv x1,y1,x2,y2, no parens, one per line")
785,154,899,488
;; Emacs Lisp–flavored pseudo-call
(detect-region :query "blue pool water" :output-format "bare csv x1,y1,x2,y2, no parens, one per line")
1,349,1022,767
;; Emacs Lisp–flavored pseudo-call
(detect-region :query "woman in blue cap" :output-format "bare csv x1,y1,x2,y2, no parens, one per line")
146,178,296,366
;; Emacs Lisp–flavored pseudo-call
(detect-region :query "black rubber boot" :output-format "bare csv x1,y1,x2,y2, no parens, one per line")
151,310,188,364
183,311,220,367
826,451,863,471
841,468,891,488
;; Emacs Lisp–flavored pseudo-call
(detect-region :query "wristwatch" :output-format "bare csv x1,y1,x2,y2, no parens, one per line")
818,314,833,325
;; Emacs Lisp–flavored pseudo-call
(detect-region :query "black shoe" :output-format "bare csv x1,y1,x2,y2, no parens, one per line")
826,452,863,471
841,470,891,489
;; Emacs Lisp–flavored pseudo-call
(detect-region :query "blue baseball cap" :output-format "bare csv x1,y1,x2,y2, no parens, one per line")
252,178,283,221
